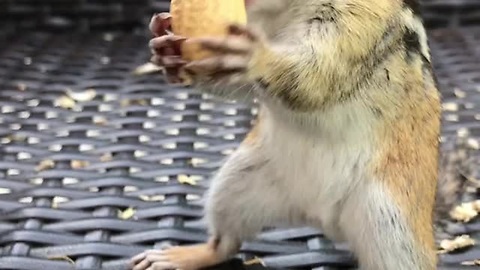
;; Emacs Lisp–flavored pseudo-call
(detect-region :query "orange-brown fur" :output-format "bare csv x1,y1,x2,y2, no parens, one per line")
373,51,440,243
373,83,440,267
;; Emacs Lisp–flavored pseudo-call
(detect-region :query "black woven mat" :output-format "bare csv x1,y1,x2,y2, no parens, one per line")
0,26,479,270
2,0,480,31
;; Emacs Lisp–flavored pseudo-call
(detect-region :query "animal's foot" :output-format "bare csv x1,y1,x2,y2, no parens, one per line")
130,244,221,270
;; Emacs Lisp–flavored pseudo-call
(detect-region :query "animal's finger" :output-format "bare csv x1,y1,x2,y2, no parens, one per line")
147,261,178,270
149,36,186,51
133,251,167,270
145,254,168,262
149,13,172,36
162,56,188,67
189,37,252,54
150,53,186,68
150,56,185,83
130,252,146,266
228,24,259,41
150,46,175,57
132,258,151,270
184,55,248,74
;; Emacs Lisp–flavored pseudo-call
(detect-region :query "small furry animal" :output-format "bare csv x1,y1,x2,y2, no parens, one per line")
130,0,462,269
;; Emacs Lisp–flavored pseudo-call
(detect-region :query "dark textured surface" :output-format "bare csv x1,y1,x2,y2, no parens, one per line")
421,0,480,29
0,0,480,269
2,0,480,31
0,0,152,32
0,26,479,269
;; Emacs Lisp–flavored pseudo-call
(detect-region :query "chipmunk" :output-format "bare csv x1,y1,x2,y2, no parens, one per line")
129,0,462,269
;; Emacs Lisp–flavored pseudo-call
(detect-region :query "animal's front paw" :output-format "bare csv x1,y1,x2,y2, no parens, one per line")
184,24,266,84
129,244,220,270
149,13,188,84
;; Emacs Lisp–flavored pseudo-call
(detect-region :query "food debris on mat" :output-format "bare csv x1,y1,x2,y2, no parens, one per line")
450,201,480,223
118,207,136,220
438,235,476,253
35,159,55,171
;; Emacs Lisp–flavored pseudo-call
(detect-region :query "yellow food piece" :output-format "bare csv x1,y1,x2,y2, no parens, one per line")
449,200,480,223
118,207,136,220
438,235,476,254
177,174,197,186
170,0,247,61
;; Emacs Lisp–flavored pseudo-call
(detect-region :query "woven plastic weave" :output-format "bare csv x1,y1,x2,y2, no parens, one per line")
421,0,480,28
2,0,480,30
0,1,480,270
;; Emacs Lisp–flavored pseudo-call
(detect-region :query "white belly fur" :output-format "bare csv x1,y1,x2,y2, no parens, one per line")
261,101,378,240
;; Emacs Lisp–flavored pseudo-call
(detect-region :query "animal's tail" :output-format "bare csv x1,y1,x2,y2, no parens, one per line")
434,136,479,243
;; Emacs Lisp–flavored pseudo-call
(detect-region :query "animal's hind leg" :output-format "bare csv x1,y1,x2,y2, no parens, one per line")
203,143,292,261
340,182,437,270
130,141,290,270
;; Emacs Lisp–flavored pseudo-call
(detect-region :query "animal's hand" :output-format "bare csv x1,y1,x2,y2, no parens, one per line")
149,13,187,84
184,24,267,85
